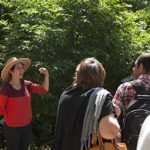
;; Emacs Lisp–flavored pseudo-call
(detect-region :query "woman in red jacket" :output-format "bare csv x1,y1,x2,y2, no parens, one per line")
0,57,49,150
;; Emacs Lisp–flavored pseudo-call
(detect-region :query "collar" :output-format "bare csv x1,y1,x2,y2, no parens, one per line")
138,74,150,82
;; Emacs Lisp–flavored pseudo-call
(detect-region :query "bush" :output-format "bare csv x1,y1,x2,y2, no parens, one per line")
0,0,149,148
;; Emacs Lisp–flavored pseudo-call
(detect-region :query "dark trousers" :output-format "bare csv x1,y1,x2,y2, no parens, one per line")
4,123,32,150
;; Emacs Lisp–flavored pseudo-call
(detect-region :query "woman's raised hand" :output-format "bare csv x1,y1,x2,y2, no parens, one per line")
38,67,49,76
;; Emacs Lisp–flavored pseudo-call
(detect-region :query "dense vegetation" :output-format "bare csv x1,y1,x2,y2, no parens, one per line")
0,0,150,149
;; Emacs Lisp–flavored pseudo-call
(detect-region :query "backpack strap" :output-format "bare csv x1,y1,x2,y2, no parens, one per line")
121,80,143,114
130,80,145,95
127,80,150,111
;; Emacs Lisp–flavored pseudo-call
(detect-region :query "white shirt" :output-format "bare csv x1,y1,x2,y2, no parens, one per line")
137,115,150,150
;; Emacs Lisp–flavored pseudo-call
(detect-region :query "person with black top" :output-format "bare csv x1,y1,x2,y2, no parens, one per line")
120,61,136,84
52,57,120,150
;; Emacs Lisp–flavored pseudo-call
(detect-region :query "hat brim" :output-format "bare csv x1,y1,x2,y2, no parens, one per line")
1,58,31,81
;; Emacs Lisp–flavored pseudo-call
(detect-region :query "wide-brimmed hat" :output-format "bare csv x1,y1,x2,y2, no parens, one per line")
1,57,31,81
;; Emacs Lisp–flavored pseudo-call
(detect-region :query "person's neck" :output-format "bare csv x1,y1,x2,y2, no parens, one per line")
9,78,21,85
9,78,22,90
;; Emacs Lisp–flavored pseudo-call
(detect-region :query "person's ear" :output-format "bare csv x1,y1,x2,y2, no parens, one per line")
139,63,145,74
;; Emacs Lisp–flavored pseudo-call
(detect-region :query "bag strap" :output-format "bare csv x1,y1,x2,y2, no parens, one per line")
121,80,141,114
130,80,145,95
127,80,150,110
92,132,119,150
92,132,97,146
92,132,104,149
120,81,142,140
98,134,104,150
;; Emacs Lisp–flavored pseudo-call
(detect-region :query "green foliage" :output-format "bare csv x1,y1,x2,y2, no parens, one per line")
121,0,150,11
0,0,150,149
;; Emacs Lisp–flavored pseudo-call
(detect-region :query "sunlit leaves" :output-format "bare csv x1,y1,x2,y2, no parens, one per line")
0,0,150,148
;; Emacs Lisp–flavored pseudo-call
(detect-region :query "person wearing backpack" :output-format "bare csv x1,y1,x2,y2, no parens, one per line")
117,61,136,137
113,53,150,150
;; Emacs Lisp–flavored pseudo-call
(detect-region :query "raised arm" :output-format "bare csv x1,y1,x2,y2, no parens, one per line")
39,67,49,91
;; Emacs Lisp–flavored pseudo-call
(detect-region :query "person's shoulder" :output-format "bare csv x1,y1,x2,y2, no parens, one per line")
123,81,134,86
1,82,9,87
0,82,9,95
121,76,132,83
100,89,113,101
59,86,73,100
106,92,113,100
61,86,72,95
59,85,85,104
0,82,10,89
23,80,32,86
99,88,112,97
102,88,111,94
118,81,134,90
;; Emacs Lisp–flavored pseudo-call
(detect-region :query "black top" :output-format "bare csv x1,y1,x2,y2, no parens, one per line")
121,76,133,84
52,86,116,150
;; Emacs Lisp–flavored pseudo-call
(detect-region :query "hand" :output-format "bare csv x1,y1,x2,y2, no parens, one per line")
39,67,49,76
113,104,121,117
115,131,121,143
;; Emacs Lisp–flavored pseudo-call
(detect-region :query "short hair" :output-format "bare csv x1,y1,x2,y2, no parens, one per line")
73,57,106,90
136,53,150,73
131,61,135,68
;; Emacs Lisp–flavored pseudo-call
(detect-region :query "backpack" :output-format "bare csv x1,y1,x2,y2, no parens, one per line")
123,80,150,150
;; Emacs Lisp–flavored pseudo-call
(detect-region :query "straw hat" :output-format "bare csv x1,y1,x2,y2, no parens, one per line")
1,57,31,81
